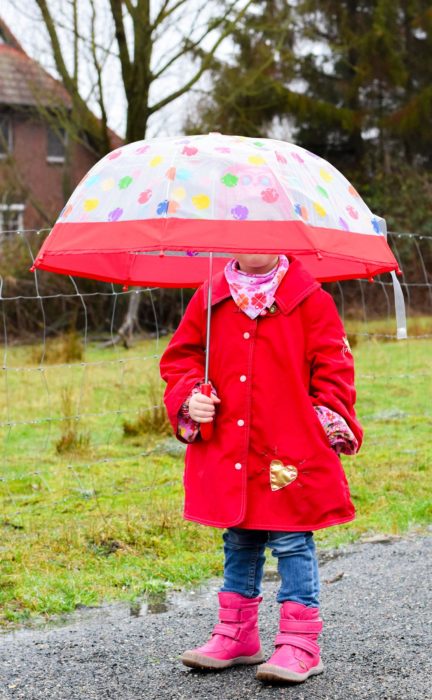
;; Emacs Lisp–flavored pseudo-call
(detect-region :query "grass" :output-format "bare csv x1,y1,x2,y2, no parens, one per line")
0,321,431,628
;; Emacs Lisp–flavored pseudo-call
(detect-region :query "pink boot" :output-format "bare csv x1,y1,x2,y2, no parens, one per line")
256,601,324,683
181,592,265,670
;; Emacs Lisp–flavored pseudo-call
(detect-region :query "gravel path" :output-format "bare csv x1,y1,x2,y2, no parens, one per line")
0,536,431,700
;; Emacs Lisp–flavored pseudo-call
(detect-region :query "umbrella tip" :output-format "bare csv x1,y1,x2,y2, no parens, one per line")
368,276,374,283
30,264,36,272
122,284,129,292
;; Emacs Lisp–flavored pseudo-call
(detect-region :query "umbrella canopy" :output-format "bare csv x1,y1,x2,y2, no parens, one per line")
32,133,399,286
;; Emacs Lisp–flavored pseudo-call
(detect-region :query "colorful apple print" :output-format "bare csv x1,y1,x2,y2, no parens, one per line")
221,173,239,187
261,188,279,203
168,200,180,214
313,202,327,217
176,168,192,181
84,174,101,188
108,149,122,160
294,203,308,221
348,184,359,197
339,217,350,231
231,205,249,220
135,145,150,155
371,217,381,234
192,194,210,210
108,207,123,222
182,146,198,156
346,205,359,219
165,167,176,180
215,147,231,153
248,155,266,165
83,198,99,211
319,168,333,182
316,185,329,198
275,151,287,164
102,178,115,191
138,189,152,204
119,176,133,189
149,155,163,167
157,200,169,215
172,187,186,201
291,152,304,164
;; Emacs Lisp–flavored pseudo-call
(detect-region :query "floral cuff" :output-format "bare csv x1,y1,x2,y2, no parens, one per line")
177,382,218,443
314,405,358,455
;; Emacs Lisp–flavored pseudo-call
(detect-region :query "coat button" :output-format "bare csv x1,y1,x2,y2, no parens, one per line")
235,463,242,470
269,304,277,314
237,419,245,426
243,332,250,339
240,375,247,382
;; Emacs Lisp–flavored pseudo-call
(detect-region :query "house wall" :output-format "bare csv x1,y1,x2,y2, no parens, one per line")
0,110,98,231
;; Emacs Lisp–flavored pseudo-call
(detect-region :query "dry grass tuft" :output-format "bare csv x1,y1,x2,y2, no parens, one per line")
123,375,171,437
55,387,90,454
32,331,84,365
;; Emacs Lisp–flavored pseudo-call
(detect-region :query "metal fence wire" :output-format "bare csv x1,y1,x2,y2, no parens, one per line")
0,229,431,519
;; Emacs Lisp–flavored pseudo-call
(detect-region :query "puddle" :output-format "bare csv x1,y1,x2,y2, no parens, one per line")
1,549,354,637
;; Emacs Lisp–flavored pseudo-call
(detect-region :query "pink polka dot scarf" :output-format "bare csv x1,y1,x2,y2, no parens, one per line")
224,255,289,319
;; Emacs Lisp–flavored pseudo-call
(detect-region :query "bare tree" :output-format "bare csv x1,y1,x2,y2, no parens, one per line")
20,0,256,153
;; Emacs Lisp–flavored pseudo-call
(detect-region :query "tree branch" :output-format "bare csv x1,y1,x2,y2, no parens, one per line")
72,0,79,83
34,0,76,93
109,0,132,88
88,0,108,133
151,0,188,31
152,6,232,81
149,0,255,114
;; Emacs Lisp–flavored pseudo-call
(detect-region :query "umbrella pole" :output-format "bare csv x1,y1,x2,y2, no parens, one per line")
204,252,213,383
200,253,214,441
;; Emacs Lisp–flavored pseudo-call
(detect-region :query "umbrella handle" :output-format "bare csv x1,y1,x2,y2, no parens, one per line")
200,383,214,441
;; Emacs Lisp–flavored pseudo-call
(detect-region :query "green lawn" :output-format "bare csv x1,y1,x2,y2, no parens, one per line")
0,321,431,628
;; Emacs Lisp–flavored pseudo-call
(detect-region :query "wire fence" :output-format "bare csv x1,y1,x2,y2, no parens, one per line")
0,229,431,522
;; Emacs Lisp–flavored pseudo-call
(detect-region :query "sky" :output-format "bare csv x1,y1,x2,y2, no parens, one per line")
1,0,248,140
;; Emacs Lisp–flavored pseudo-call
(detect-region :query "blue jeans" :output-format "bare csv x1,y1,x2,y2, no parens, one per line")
221,528,320,607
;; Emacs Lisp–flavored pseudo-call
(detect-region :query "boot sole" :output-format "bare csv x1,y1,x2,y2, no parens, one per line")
181,649,265,670
256,659,324,683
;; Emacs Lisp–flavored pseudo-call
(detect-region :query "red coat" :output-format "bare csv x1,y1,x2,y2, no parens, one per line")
160,257,363,531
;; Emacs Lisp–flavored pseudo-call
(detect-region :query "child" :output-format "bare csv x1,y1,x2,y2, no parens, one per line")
160,253,363,684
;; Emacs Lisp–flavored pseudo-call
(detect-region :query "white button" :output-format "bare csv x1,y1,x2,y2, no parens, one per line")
237,419,245,426
240,375,247,382
243,332,250,339
235,463,242,470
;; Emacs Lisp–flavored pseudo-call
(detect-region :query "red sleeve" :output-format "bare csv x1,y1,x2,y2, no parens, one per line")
302,289,363,451
159,287,206,437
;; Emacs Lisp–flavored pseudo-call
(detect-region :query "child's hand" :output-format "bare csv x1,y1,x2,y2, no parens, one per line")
188,391,221,423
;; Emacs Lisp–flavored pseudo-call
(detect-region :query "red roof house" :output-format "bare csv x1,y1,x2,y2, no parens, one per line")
0,17,121,233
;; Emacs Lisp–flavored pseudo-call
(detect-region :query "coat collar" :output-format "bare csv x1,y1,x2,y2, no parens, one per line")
203,256,321,315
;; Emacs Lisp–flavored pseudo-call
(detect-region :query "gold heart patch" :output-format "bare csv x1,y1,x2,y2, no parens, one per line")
270,460,298,491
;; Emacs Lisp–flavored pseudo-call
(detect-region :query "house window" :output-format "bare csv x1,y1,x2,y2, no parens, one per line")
0,115,12,158
47,126,66,163
0,204,25,233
